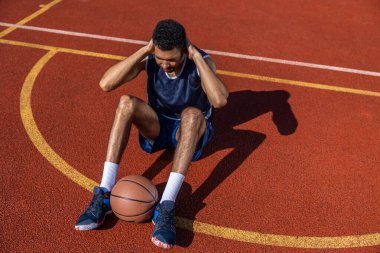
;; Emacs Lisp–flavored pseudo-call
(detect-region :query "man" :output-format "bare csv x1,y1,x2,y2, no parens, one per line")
74,19,228,249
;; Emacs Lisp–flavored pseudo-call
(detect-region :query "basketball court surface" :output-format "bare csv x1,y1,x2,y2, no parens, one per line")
1,1,379,252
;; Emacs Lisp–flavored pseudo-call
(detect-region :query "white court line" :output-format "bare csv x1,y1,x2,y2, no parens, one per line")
1,21,380,77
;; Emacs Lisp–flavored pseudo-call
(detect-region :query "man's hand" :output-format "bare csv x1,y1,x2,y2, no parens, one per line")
99,39,153,91
186,38,201,60
145,39,155,55
185,38,228,108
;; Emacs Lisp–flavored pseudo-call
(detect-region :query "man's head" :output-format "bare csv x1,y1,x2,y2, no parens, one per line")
152,19,186,51
152,19,187,73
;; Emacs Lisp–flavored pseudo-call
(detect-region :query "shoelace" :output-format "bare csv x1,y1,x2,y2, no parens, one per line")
157,208,174,230
85,194,104,215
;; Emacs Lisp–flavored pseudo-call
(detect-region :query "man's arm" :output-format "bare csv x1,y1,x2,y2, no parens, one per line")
187,40,229,108
99,40,154,92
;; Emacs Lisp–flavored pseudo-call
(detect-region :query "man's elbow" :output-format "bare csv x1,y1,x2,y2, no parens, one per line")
212,97,228,109
212,90,229,108
99,79,112,92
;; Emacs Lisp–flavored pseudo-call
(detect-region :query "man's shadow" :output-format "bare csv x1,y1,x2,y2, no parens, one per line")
142,89,298,247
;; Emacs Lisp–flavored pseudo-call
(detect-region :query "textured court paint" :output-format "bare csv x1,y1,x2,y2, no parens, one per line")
19,50,380,249
0,22,379,77
0,0,62,38
20,50,98,192
1,38,379,98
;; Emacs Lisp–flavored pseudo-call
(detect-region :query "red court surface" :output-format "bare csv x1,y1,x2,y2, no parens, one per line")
1,1,379,252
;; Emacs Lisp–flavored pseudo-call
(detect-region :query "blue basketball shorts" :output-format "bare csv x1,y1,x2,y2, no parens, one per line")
139,114,213,161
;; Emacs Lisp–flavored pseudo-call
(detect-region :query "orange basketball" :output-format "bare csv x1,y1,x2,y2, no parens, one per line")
110,175,158,222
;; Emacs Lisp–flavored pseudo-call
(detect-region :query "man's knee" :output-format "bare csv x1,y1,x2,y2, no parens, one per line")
117,95,137,115
180,107,204,126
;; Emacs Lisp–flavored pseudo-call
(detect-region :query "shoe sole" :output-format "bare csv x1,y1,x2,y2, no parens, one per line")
75,222,100,231
151,219,175,249
151,237,173,249
74,210,112,231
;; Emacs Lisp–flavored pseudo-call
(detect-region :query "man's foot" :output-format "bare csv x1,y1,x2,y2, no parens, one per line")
74,186,112,231
151,201,176,249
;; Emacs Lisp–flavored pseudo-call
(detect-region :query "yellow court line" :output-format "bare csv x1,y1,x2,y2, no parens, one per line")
58,46,125,60
217,70,380,97
0,38,55,50
20,49,98,192
1,38,379,98
177,217,380,248
0,0,62,38
20,50,380,249
0,38,125,60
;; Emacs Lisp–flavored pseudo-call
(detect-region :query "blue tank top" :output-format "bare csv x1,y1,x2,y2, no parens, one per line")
145,49,213,120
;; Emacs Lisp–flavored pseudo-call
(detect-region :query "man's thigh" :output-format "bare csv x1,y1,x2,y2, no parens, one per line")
129,96,160,140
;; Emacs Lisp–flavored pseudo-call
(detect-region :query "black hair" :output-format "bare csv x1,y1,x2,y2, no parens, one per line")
152,19,186,51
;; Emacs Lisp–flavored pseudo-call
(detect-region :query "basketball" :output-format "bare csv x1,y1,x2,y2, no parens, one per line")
110,175,158,222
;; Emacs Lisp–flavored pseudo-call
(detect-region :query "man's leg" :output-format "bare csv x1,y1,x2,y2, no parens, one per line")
152,107,206,248
106,95,160,164
159,107,206,202
75,95,160,231
100,95,160,191
172,107,207,175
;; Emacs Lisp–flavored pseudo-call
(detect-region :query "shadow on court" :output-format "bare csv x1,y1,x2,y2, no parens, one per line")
142,89,298,247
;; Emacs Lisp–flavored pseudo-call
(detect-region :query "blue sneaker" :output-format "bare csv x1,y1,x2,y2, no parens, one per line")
75,187,112,231
151,201,176,249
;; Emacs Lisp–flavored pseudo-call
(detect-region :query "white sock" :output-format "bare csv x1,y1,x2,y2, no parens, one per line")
100,161,119,191
160,172,185,203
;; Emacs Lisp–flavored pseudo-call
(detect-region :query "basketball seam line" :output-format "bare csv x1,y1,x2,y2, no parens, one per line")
113,206,155,218
119,179,157,201
110,194,156,204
